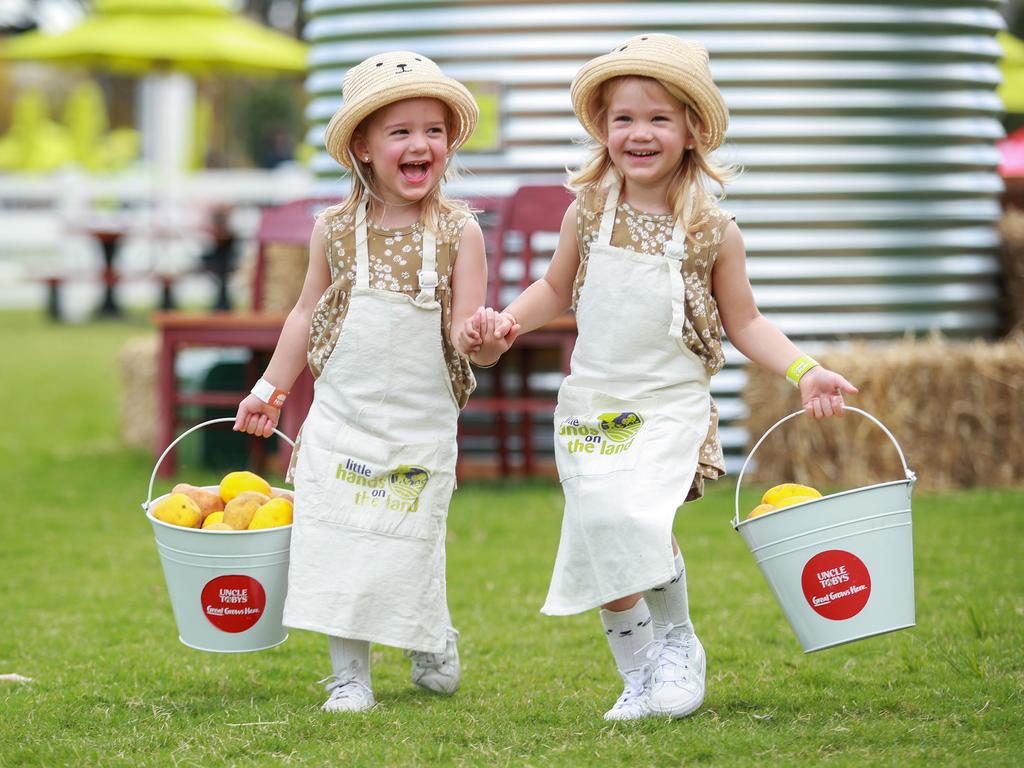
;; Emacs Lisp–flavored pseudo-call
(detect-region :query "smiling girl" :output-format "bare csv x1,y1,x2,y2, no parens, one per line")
234,52,484,712
465,35,857,721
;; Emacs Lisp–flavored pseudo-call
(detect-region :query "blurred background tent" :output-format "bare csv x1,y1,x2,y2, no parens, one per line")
998,31,1024,190
0,89,73,173
0,0,308,182
999,30,1024,120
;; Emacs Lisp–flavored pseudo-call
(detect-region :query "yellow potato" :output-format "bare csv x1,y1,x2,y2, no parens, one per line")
248,498,294,530
223,491,269,530
746,503,775,520
270,488,294,504
152,493,202,529
219,471,272,503
761,483,822,507
201,511,225,529
172,483,224,523
203,522,235,531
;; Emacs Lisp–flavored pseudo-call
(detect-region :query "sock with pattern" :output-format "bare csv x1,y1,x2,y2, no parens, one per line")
644,552,694,638
600,599,654,675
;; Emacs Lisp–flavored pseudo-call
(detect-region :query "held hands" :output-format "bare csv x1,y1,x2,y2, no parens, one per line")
233,393,280,438
799,366,859,419
457,306,520,366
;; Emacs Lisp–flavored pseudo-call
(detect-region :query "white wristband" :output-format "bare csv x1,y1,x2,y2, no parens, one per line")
251,377,288,408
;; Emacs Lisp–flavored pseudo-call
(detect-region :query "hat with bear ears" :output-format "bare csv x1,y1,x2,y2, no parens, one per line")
324,51,479,169
571,34,728,151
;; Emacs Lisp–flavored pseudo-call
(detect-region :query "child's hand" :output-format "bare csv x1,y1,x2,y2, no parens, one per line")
455,312,484,356
471,307,520,366
493,310,519,339
233,394,281,437
799,367,858,419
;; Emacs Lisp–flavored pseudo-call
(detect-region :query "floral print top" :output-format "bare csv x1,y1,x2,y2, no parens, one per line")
574,185,733,500
306,206,476,408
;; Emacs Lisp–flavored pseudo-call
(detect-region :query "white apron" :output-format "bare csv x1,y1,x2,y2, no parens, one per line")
283,203,459,653
542,181,712,616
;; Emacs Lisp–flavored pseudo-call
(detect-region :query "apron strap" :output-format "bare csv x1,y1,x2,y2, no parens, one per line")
599,177,689,339
665,206,689,339
354,201,370,289
597,179,620,246
416,227,439,303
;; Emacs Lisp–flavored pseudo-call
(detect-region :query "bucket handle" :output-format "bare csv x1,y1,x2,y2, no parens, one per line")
732,407,915,529
144,417,295,511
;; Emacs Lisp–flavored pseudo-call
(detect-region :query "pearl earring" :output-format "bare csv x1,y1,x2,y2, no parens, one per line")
363,156,370,162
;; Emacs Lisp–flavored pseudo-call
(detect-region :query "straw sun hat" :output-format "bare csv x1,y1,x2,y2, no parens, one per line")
324,51,479,169
571,34,729,151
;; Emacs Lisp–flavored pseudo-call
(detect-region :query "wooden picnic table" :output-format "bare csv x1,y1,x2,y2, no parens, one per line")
153,311,313,477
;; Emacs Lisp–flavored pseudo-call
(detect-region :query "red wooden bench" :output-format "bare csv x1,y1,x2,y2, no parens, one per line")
151,197,338,477
461,185,577,477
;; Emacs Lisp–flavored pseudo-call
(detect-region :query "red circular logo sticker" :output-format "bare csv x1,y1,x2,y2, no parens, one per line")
201,575,266,633
801,550,871,620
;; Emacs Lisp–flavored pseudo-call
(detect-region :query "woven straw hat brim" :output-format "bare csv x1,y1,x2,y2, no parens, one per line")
571,46,728,151
324,78,478,169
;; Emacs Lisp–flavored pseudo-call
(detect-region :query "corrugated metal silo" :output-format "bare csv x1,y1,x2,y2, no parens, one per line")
303,0,1007,468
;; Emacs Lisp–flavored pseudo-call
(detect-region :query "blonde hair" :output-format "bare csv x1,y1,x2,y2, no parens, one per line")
329,102,474,236
567,76,737,244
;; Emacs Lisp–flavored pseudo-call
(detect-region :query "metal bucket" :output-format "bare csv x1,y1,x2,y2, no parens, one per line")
733,408,917,653
143,418,294,653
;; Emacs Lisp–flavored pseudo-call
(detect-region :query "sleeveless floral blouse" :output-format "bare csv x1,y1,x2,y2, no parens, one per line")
306,206,476,407
574,185,732,500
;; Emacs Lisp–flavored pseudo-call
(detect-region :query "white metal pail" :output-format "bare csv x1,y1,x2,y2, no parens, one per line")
733,408,917,653
143,418,294,653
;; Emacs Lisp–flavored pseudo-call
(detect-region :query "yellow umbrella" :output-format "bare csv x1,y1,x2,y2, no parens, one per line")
998,30,1024,114
0,0,307,76
0,0,307,177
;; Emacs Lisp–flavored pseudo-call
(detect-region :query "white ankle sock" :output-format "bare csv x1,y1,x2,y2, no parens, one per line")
600,599,654,675
644,552,694,638
327,635,372,688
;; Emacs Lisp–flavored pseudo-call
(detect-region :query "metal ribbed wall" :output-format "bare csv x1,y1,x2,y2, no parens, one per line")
303,0,1006,467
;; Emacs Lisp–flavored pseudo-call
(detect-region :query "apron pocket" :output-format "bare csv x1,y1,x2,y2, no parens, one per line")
302,424,455,540
553,384,653,480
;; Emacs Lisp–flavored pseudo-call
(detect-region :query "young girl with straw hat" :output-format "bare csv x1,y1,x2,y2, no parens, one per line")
234,51,486,713
463,34,858,721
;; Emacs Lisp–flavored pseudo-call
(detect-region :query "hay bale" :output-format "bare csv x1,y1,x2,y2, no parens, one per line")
260,243,308,312
999,210,1024,333
232,242,307,311
119,335,158,450
742,335,1024,491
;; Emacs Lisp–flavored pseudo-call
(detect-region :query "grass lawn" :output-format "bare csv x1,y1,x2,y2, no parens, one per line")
1,310,1022,767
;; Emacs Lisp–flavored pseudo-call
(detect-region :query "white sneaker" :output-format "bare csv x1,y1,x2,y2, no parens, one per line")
645,627,706,718
405,627,460,694
319,670,376,713
603,667,651,721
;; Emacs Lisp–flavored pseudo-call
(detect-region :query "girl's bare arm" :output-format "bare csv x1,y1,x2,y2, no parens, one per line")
234,215,332,436
714,221,856,418
501,201,581,334
449,217,487,355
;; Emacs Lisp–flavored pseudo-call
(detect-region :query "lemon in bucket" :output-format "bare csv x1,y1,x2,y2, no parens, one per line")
762,483,822,506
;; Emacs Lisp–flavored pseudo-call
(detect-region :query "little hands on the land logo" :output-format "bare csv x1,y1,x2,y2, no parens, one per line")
559,411,645,455
336,458,430,511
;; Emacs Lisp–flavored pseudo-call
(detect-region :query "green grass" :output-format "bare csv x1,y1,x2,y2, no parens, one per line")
1,310,1022,767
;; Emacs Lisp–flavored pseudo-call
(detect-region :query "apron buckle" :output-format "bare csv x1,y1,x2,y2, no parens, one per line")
663,241,686,261
417,270,439,290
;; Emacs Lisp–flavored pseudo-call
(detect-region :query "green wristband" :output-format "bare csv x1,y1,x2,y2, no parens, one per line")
786,355,819,388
